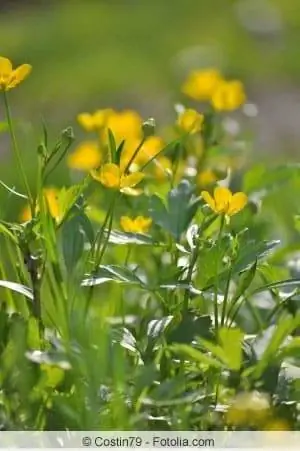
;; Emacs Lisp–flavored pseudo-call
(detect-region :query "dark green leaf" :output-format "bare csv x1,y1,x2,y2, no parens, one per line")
82,265,145,287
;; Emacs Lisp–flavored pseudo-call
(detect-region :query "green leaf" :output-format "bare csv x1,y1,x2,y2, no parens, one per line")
170,344,223,369
107,229,160,246
112,327,139,354
107,128,117,162
148,194,169,230
167,313,212,344
61,215,85,273
205,240,280,289
167,180,200,240
0,180,28,200
0,222,18,244
147,316,174,341
0,280,33,301
82,265,145,287
247,315,299,378
278,337,300,360
149,180,200,241
58,185,83,218
232,260,257,302
25,350,71,370
243,164,300,193
251,278,300,296
218,328,244,371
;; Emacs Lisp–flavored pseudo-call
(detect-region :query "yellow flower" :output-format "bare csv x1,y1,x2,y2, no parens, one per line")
91,163,144,196
120,216,152,233
104,110,143,148
197,169,218,187
77,109,113,132
122,136,165,169
0,56,32,91
19,188,61,222
201,186,247,216
177,109,204,134
153,156,173,181
263,419,291,431
211,80,246,111
67,141,101,171
182,68,223,101
226,391,271,427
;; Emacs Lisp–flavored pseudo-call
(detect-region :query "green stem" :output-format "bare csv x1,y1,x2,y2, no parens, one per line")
220,267,232,327
214,214,225,333
124,137,146,174
183,235,201,313
3,91,33,214
85,193,118,315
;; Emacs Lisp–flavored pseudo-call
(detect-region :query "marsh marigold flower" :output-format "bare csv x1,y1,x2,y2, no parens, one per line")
67,141,101,171
177,109,204,134
153,156,173,181
104,110,143,148
226,391,271,427
91,163,144,196
20,188,61,222
0,56,32,91
119,136,164,171
77,109,113,132
197,169,218,188
201,186,247,216
120,216,152,234
211,80,246,111
182,68,223,101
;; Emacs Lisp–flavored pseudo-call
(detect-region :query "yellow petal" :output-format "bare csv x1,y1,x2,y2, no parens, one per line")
44,188,60,219
77,113,94,131
67,141,101,171
135,216,152,233
98,163,120,188
214,186,232,213
197,169,217,187
201,190,216,212
227,192,248,216
182,69,223,101
19,204,32,222
120,171,144,189
120,187,143,196
177,109,204,134
0,57,12,76
7,64,32,89
120,216,134,232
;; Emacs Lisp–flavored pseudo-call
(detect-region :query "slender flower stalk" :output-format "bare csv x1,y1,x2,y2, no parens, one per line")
3,91,34,214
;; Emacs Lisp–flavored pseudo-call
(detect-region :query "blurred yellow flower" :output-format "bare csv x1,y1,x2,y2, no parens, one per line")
153,156,173,181
182,68,223,101
67,141,101,171
0,56,32,91
211,80,246,111
201,186,247,216
120,216,152,233
263,419,291,431
139,136,164,163
226,391,271,427
104,109,143,148
77,109,113,132
91,163,144,196
20,188,61,222
177,109,204,134
197,169,218,187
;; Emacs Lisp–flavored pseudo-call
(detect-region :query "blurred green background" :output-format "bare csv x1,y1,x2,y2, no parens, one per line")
1,0,300,217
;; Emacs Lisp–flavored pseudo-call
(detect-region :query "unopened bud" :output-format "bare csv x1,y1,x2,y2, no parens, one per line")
142,118,156,138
